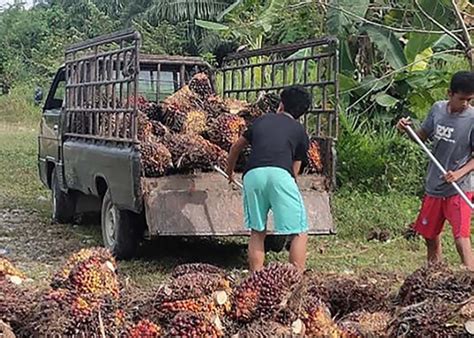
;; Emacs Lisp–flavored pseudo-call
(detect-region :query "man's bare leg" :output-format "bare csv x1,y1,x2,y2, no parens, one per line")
289,233,308,271
454,237,474,271
248,230,266,272
426,235,442,264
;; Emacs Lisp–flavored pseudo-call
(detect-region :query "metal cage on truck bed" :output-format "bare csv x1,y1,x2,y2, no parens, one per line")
63,30,210,144
220,37,339,189
64,30,141,143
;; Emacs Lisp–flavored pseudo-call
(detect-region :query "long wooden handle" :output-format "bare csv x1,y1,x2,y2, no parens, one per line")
213,165,244,190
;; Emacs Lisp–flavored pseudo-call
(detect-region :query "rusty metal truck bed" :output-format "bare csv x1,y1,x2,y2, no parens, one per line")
141,173,334,236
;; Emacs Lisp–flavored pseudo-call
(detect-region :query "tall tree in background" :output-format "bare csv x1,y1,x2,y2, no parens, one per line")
146,0,239,54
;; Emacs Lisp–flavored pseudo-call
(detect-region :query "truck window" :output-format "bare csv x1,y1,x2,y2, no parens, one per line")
138,69,180,102
44,71,66,110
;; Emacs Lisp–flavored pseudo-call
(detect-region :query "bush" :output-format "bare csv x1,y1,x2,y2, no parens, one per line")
0,84,42,126
336,112,426,195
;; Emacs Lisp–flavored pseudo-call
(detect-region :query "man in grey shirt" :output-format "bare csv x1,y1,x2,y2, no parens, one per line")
397,71,474,271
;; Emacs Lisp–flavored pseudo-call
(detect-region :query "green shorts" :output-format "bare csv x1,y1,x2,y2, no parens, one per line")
243,167,308,235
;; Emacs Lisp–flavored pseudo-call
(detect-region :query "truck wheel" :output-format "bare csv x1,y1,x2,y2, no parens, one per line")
264,235,288,253
51,168,75,223
101,189,138,259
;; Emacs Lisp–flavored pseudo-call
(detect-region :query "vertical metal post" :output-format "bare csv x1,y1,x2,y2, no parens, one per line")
156,63,161,102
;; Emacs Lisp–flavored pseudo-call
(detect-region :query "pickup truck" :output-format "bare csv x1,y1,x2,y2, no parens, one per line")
38,30,339,258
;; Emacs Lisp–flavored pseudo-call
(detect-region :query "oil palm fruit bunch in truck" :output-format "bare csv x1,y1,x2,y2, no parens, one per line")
38,30,339,258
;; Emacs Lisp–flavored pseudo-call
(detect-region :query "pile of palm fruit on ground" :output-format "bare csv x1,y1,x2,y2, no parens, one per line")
123,72,323,177
2,249,474,337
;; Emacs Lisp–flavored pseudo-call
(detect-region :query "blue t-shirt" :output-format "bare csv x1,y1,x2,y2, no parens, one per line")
421,101,474,196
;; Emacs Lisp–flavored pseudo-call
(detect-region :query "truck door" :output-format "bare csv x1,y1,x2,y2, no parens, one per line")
38,68,65,186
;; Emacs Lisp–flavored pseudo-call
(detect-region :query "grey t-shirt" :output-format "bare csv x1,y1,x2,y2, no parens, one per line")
421,101,474,197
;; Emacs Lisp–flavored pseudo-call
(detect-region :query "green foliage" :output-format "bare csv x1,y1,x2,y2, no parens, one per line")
361,25,407,70
404,0,456,63
133,19,188,55
337,111,426,195
327,0,369,36
0,84,42,126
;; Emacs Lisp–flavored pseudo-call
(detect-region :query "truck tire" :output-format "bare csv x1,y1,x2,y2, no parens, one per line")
101,189,138,259
51,168,75,223
264,235,288,253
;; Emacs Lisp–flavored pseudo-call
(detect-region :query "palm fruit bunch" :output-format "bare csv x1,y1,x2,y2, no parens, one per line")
396,262,473,306
0,256,25,283
139,139,173,177
237,92,280,125
189,72,213,99
143,102,162,122
306,139,323,173
128,319,161,337
237,104,265,125
254,92,280,115
152,271,232,327
171,263,226,278
128,95,150,112
460,299,474,320
67,254,120,299
0,280,33,332
137,111,154,141
71,112,91,134
182,110,208,135
388,298,463,337
167,311,223,337
51,247,114,289
305,274,331,304
150,120,169,138
207,113,247,151
0,320,15,338
339,311,391,337
163,133,227,172
232,263,303,322
226,98,250,115
161,86,203,132
320,274,390,318
158,296,217,319
234,319,292,337
24,288,127,336
204,95,231,118
302,299,341,337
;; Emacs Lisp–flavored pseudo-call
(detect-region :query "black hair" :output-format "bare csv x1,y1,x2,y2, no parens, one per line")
280,85,311,119
450,71,474,94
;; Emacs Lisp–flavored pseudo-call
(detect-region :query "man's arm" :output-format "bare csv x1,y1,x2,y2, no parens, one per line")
396,117,429,142
226,136,248,183
292,161,302,178
445,158,474,183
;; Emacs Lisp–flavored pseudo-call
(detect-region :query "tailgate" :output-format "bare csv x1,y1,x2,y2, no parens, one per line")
142,173,334,236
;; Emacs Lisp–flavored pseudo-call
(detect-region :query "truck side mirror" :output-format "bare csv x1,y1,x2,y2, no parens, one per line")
34,87,43,106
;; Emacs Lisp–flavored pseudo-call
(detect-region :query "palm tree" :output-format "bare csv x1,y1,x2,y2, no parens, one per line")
146,0,239,54
147,0,237,24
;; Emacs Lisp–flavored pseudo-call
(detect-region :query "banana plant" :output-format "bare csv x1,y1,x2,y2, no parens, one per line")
195,0,287,51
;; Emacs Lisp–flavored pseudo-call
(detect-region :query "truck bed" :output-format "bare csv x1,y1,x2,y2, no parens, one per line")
141,173,334,236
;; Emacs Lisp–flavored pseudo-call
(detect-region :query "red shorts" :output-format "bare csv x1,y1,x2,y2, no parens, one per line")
413,193,473,239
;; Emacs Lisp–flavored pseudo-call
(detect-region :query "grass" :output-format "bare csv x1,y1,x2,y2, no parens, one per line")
0,117,471,287
0,125,50,213
0,84,42,127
